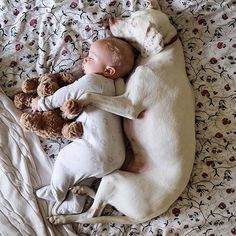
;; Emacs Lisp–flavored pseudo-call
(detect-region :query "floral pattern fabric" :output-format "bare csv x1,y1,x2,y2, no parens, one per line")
0,0,235,235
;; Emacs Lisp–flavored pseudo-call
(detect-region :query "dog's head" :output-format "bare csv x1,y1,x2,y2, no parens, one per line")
109,9,177,57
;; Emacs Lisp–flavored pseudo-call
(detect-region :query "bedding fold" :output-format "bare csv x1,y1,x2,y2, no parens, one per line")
0,87,78,236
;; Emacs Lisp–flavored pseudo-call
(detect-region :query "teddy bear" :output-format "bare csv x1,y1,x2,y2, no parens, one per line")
14,72,84,139
20,109,83,139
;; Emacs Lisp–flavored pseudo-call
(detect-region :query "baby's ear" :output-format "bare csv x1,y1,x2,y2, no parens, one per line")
104,66,116,78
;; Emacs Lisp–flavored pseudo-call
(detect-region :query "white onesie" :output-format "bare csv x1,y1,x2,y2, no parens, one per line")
36,74,125,209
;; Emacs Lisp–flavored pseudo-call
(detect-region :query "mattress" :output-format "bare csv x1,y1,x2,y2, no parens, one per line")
0,0,235,235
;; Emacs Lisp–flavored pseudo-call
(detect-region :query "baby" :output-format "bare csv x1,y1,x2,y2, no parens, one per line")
34,37,135,213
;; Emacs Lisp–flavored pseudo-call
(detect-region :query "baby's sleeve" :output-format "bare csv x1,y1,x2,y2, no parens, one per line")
37,74,103,111
114,78,125,96
37,85,72,111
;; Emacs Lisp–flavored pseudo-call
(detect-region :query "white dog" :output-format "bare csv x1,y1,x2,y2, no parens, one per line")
49,7,195,225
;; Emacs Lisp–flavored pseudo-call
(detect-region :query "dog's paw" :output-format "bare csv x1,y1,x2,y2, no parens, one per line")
48,215,66,225
70,185,95,198
70,185,86,195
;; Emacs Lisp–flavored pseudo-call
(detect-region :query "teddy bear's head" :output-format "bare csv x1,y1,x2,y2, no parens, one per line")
37,75,60,97
20,113,42,131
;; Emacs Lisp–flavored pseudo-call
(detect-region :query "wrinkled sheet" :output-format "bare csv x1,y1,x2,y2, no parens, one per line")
0,0,236,235
0,87,80,236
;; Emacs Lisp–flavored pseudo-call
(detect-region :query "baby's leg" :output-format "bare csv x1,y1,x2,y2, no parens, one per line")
50,140,104,214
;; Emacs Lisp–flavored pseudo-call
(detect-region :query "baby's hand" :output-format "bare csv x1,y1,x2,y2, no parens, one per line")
61,99,83,117
78,93,90,106
31,97,40,112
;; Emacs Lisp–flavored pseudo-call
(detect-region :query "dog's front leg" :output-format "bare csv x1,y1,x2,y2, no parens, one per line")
79,93,143,120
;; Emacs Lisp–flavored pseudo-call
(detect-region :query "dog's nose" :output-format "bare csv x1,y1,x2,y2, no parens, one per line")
109,17,116,25
83,57,88,63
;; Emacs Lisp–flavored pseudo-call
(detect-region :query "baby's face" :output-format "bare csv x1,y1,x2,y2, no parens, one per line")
82,41,108,75
82,38,134,79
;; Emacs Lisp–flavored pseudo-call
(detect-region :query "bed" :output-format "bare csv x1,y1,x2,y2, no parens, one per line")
0,0,235,235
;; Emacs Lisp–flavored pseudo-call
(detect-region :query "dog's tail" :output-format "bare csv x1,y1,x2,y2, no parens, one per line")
65,215,142,225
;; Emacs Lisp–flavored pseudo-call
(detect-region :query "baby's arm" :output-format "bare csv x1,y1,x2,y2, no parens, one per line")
115,78,125,96
32,78,88,112
36,85,73,111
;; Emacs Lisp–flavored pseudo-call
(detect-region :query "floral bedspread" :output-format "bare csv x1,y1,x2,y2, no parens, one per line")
0,0,235,235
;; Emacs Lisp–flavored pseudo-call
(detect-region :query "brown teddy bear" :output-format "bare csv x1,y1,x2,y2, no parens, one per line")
14,72,84,139
20,110,83,139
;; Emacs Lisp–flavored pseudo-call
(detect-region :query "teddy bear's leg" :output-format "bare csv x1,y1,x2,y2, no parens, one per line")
22,77,40,93
20,112,42,132
62,121,83,140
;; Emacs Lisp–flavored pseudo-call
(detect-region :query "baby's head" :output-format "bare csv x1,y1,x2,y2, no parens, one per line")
82,37,134,79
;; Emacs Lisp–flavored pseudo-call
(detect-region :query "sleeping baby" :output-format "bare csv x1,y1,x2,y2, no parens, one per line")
33,37,135,213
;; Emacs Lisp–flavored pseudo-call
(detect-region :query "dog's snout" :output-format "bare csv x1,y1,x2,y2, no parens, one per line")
109,17,116,25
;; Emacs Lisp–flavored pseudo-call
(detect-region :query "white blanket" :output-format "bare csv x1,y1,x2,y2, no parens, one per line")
0,87,78,236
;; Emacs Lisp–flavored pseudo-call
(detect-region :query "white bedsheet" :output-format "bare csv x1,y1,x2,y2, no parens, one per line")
0,87,79,236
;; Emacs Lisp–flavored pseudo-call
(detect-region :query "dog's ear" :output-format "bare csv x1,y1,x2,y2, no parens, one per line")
142,24,164,57
146,0,161,10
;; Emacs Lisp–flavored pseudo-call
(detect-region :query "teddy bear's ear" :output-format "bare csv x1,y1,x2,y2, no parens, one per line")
22,77,39,93
59,72,77,84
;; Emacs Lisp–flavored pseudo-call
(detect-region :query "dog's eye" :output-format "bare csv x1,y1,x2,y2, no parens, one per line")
131,21,137,26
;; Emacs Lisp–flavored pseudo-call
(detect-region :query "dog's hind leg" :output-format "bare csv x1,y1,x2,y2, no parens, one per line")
49,211,139,225
48,193,107,225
